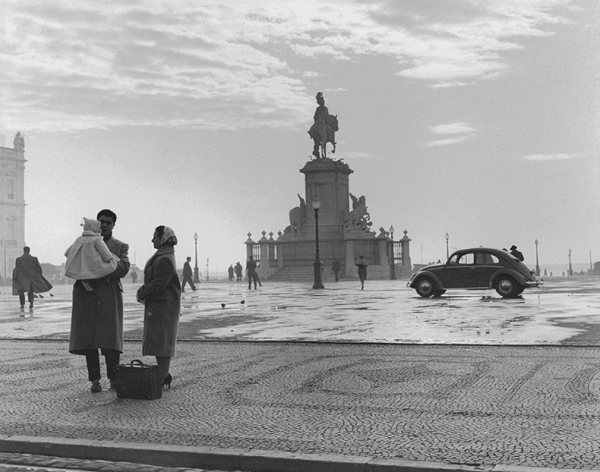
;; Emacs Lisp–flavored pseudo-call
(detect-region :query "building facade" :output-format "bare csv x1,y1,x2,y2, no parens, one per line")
0,133,26,280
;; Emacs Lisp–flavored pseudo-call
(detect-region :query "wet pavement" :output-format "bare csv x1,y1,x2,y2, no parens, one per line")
1,277,599,346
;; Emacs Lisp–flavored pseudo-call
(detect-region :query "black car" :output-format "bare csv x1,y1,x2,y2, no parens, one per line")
408,247,542,298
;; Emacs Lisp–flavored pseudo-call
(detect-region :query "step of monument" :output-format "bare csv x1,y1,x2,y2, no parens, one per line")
267,266,347,282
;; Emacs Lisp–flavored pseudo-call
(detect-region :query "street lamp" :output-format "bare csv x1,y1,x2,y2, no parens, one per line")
389,225,396,280
206,258,209,282
312,198,324,289
534,239,540,277
445,233,449,260
568,249,573,276
193,232,200,283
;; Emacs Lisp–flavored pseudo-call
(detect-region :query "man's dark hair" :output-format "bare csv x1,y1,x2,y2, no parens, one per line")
97,209,117,223
186,257,191,261
23,246,30,253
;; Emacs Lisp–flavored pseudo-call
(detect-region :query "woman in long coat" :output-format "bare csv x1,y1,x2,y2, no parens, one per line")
136,226,181,389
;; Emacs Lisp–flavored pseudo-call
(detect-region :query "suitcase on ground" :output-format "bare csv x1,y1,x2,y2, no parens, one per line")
115,359,162,400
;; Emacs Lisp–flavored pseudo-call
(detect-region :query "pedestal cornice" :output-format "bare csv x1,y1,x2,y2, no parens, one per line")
300,157,353,175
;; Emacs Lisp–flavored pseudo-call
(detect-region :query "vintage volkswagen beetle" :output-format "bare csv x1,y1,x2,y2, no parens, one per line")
407,247,541,298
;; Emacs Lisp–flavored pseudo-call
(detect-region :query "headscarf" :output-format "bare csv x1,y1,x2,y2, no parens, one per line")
157,226,178,247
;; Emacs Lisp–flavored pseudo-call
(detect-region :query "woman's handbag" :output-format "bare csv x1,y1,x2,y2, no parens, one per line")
114,359,162,400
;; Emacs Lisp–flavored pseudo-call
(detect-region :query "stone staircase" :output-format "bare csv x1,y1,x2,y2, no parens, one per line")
267,265,348,282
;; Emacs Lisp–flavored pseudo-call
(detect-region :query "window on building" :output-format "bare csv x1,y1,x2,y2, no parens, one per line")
7,181,14,200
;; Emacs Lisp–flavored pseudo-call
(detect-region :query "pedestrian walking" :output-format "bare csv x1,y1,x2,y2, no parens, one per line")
136,226,181,390
64,217,120,285
510,245,524,262
68,209,130,393
181,256,196,292
13,246,53,312
228,264,234,281
356,255,368,290
131,270,138,284
235,262,243,282
246,255,261,289
332,260,341,282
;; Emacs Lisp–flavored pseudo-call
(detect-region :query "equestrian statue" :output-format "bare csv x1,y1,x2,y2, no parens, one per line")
308,92,338,159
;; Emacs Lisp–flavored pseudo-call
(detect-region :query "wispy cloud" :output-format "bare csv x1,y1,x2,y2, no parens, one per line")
524,153,582,161
425,136,471,147
342,152,382,160
1,0,578,131
430,122,478,134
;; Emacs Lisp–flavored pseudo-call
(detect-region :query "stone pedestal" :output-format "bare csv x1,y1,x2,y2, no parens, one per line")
300,158,353,240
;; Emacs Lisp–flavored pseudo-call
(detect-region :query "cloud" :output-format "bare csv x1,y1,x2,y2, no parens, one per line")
343,151,381,160
425,136,471,147
430,122,478,134
524,153,582,161
2,0,579,131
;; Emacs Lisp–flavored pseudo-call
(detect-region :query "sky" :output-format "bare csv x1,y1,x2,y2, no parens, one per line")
1,0,599,275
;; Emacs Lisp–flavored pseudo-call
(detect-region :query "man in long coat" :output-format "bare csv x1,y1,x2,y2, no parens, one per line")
69,209,130,393
13,246,52,311
181,256,196,292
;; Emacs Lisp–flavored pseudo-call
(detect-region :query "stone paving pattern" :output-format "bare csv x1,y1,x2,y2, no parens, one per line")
0,340,598,470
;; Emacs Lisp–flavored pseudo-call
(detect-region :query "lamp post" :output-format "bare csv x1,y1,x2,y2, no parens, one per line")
312,198,324,289
568,249,573,276
534,239,540,277
389,225,396,280
445,233,449,260
206,258,209,282
193,232,200,283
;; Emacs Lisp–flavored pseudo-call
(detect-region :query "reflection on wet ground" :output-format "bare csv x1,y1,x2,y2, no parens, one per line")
0,277,598,345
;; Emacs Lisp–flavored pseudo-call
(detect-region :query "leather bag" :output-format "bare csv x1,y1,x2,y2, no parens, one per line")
115,359,162,400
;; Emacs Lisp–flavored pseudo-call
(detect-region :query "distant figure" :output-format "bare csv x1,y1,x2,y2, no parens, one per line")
131,270,138,284
356,255,368,290
510,245,524,262
64,218,120,284
544,268,547,277
235,262,243,282
13,246,52,312
332,260,341,282
181,256,196,292
228,265,234,281
246,255,261,290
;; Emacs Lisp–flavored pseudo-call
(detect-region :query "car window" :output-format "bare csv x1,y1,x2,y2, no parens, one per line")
475,253,500,264
457,253,474,265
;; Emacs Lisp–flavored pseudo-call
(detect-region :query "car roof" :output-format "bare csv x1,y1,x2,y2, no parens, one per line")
451,247,513,256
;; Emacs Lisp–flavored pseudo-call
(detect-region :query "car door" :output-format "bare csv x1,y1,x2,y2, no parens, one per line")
474,251,501,288
442,252,476,288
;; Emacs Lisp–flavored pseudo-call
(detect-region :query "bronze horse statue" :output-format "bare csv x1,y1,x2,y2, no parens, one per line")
309,114,338,159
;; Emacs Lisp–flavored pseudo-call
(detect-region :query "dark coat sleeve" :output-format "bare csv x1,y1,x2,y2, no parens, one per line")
111,242,130,280
137,257,175,302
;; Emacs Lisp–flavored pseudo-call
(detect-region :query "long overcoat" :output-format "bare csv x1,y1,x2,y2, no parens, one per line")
137,245,181,358
12,253,53,295
69,236,130,354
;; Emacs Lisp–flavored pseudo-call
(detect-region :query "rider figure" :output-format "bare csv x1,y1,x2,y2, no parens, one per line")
309,92,329,159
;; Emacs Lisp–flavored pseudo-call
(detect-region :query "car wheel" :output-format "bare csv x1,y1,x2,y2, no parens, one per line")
415,278,436,297
433,289,446,297
495,276,521,298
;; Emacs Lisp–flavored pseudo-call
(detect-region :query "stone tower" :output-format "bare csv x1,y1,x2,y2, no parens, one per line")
0,133,26,278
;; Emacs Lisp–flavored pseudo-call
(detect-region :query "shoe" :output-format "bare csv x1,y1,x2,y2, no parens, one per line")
29,303,33,309
90,379,102,393
20,306,24,312
182,290,186,292
161,373,172,389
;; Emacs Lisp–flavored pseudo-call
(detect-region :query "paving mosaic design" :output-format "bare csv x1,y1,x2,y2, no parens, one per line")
0,340,598,469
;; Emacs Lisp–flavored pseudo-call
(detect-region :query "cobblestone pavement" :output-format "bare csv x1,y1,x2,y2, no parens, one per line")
0,340,598,470
0,277,599,345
